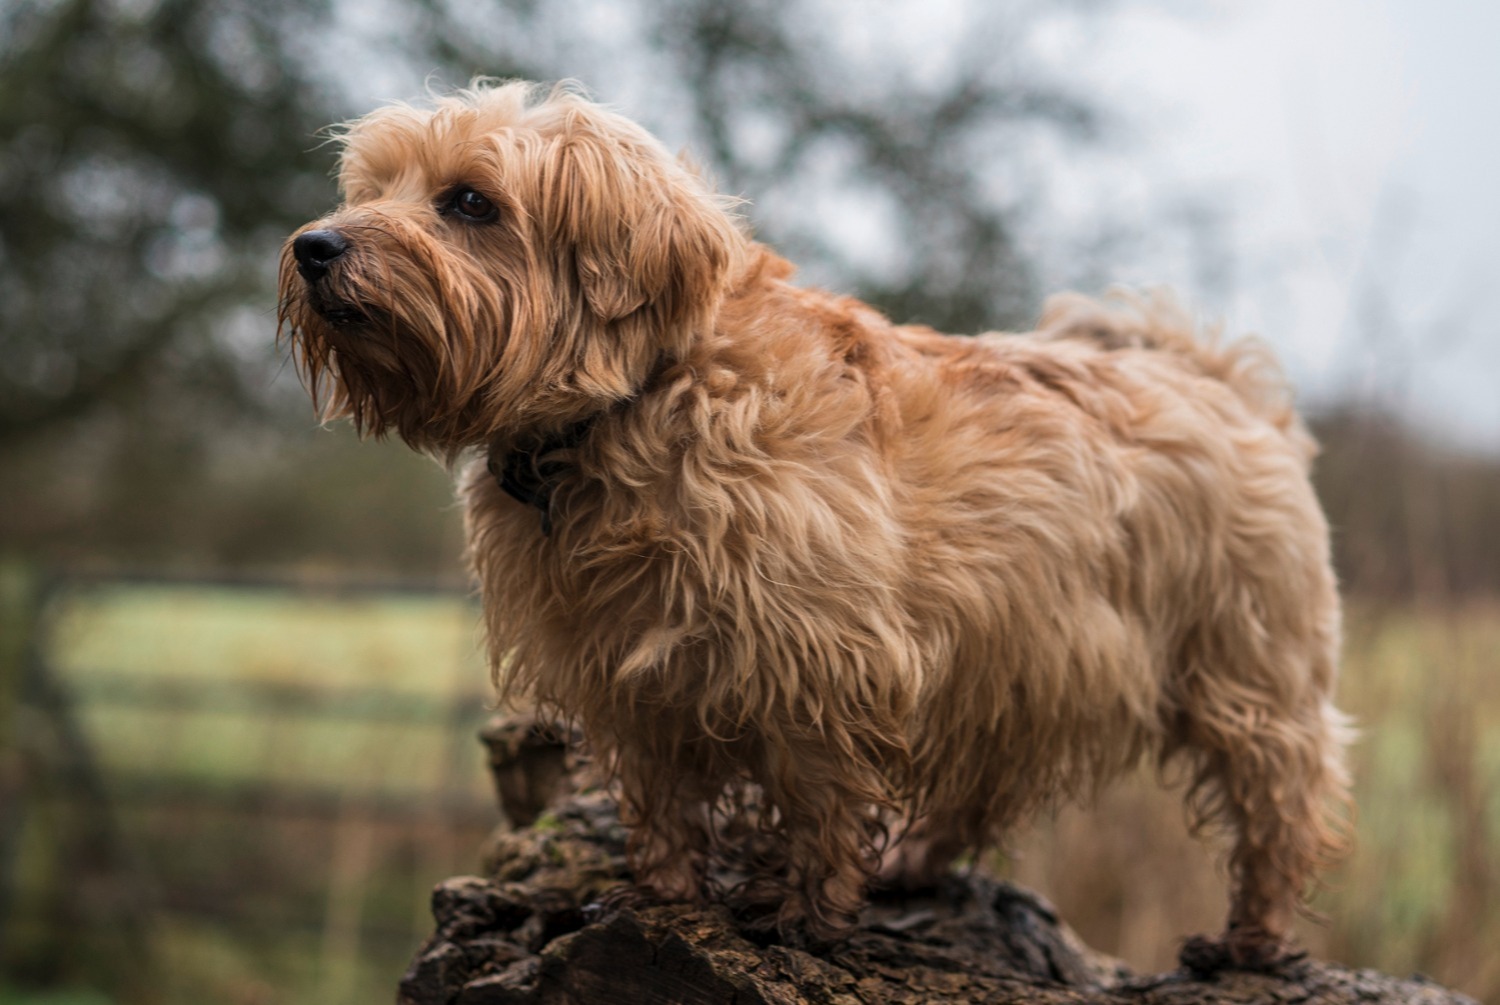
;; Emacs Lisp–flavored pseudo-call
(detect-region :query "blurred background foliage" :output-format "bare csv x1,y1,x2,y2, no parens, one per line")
0,0,1496,1003
3,0,1498,594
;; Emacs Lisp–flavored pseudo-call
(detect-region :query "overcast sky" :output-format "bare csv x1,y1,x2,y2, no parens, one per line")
1089,0,1499,451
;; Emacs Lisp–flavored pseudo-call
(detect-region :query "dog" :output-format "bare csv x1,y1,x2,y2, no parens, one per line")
279,80,1352,967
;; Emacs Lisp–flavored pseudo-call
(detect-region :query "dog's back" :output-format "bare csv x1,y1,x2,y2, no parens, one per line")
1037,290,1316,460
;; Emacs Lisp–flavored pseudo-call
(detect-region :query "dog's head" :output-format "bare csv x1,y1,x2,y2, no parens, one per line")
278,81,745,451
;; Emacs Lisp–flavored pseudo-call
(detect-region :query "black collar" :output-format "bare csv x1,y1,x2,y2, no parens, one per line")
487,355,674,536
486,418,597,536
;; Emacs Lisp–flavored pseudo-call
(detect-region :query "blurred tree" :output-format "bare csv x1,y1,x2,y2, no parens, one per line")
1312,408,1500,599
0,0,1105,446
643,0,1103,332
0,0,339,440
3,0,1496,597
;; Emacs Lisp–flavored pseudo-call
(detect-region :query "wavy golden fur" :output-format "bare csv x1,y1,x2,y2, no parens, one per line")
279,80,1352,964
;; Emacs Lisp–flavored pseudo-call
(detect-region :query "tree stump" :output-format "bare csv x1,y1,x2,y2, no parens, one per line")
399,715,1476,1005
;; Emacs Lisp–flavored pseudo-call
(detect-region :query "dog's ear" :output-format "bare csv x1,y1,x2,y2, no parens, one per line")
549,133,741,326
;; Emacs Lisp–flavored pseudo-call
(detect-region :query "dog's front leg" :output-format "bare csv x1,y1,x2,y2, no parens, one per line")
616,754,714,906
753,736,887,943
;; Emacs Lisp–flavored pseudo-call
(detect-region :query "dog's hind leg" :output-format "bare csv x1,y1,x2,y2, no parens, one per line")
1171,598,1353,969
874,812,973,893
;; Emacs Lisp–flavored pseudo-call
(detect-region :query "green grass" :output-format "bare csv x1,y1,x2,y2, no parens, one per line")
1324,603,1500,994
51,583,486,692
49,583,494,797
0,988,116,1005
13,580,501,1005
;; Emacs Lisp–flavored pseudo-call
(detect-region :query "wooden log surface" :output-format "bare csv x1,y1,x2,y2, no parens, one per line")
398,716,1476,1005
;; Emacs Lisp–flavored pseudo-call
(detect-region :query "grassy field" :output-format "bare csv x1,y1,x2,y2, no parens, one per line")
7,580,1498,1003
50,581,492,798
9,580,499,1005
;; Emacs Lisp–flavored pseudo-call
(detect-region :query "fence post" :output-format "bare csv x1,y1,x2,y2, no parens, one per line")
0,560,41,964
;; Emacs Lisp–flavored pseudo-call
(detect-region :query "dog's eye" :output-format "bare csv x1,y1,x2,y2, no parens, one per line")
449,188,498,222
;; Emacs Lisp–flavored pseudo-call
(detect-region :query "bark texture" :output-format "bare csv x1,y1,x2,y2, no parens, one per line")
398,716,1475,1005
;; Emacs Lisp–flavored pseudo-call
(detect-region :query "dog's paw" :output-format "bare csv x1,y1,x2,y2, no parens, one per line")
1179,928,1308,977
726,880,855,952
593,882,667,915
726,876,787,938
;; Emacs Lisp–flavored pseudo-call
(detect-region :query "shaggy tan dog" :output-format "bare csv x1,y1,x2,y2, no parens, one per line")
280,81,1352,966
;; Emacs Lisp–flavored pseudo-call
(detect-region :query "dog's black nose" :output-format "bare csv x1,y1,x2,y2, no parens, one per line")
292,228,349,282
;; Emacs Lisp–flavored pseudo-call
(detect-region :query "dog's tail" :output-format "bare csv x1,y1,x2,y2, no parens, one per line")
1038,289,1315,460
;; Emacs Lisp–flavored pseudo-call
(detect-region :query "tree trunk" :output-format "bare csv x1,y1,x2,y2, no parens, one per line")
399,715,1475,1005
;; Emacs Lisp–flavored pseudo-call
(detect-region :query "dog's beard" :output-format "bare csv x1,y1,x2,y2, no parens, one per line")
303,283,380,329
277,236,514,452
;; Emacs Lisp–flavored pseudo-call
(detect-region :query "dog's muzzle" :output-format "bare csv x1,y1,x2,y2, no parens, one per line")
293,228,349,283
